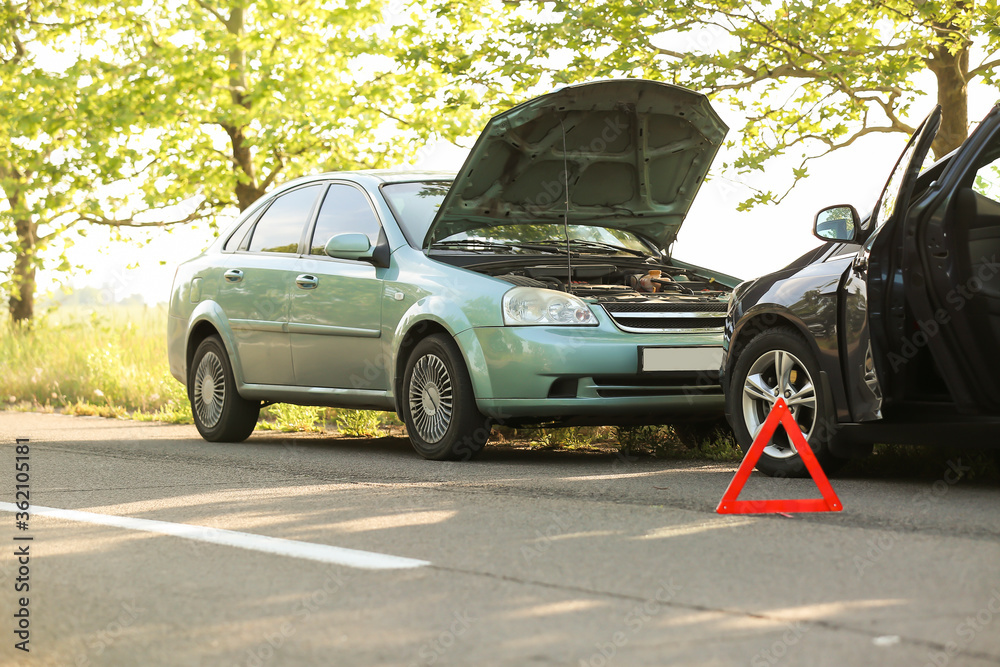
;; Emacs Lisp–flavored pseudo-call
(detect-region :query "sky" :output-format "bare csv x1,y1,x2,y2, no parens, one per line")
35,80,1000,307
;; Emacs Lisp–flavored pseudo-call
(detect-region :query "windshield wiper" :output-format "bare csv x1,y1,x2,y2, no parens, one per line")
430,239,564,254
536,239,649,257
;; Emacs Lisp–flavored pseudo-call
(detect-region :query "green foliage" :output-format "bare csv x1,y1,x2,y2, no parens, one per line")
260,404,324,432
615,425,673,457
335,410,384,438
107,0,472,217
527,426,609,450
615,424,742,461
398,0,1000,207
1,0,471,323
0,1,130,321
0,305,191,421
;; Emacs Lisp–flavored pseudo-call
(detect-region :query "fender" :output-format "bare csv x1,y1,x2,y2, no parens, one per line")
731,302,851,423
388,294,501,411
183,300,249,388
732,303,824,359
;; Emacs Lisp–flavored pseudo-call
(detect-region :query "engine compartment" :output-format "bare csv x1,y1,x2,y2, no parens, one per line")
473,260,731,304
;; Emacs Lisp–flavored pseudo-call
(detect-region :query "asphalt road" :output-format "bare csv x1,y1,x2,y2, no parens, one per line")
1,412,999,667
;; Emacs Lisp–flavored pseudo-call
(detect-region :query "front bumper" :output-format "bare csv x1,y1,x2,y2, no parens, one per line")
457,323,725,423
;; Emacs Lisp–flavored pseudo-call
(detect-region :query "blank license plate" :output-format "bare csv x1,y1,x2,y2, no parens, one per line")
640,346,723,373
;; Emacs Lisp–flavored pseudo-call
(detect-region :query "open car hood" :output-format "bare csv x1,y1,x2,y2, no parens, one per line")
423,79,728,251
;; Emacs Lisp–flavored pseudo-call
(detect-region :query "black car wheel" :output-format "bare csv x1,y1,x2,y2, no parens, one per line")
188,336,260,442
401,334,490,461
729,328,847,477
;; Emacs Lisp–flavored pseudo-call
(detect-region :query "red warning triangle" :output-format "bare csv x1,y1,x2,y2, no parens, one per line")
717,398,842,514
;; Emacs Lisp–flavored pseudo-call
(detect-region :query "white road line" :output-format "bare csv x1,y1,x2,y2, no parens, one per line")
0,503,429,570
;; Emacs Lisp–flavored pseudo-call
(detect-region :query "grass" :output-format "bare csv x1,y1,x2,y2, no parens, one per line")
614,424,744,462
0,306,395,434
2,306,193,423
258,404,326,433
334,409,384,437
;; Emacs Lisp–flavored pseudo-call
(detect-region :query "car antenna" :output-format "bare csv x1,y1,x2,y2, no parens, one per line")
560,117,572,289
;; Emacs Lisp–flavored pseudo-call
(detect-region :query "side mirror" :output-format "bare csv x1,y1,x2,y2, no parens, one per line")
814,205,861,243
325,233,374,260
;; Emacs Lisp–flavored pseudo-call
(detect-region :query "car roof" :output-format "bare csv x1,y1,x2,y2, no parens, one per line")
279,169,456,189
209,170,457,252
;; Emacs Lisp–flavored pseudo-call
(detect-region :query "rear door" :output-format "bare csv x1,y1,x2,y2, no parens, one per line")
901,104,1000,413
217,184,324,386
841,108,941,421
288,182,387,390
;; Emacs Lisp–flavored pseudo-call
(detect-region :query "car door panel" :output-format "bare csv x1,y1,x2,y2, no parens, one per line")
289,183,387,390
841,107,940,421
215,183,325,386
288,258,385,389
216,254,295,386
903,104,1000,412
839,250,883,421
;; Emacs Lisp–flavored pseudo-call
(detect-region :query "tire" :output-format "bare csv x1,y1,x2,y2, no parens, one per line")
728,328,847,477
400,334,490,461
188,336,260,442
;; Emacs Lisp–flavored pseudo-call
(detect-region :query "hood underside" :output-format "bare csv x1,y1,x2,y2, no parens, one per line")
424,79,728,251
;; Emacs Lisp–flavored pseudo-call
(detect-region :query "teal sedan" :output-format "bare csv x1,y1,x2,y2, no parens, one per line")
168,79,741,460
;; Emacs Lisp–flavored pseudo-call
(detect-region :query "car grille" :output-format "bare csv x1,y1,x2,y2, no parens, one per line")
590,372,723,398
602,302,727,333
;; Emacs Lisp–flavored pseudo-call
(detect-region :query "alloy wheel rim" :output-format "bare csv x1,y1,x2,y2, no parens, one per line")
741,349,817,459
194,351,226,428
408,354,453,443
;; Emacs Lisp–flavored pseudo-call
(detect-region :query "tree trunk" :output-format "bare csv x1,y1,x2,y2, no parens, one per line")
928,35,971,158
223,6,262,212
225,124,265,211
9,216,36,324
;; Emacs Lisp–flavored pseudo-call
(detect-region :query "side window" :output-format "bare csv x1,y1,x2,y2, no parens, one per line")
248,185,323,254
309,184,382,255
973,155,1000,203
223,215,256,252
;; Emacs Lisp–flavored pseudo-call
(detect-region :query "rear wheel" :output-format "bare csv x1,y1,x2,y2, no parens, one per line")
728,328,847,477
188,336,260,442
401,334,490,461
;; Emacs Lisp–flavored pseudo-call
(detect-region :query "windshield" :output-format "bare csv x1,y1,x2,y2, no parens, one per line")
381,180,656,256
434,224,653,256
380,181,450,248
869,109,940,231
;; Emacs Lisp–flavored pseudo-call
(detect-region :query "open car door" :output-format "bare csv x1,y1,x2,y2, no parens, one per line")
841,108,941,421
902,103,1000,414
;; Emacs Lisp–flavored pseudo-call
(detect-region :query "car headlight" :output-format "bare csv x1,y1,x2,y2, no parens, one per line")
502,287,598,326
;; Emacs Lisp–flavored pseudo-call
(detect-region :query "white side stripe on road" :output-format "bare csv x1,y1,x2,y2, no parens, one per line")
0,503,429,570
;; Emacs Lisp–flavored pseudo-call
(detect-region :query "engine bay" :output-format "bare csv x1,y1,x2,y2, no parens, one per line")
467,259,732,304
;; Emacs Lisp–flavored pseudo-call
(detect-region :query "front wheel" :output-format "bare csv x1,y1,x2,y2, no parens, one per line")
728,328,847,477
401,334,490,461
188,336,260,442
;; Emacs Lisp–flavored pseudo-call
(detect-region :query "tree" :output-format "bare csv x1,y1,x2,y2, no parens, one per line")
0,0,124,323
1,0,468,323
398,0,1000,206
95,0,470,219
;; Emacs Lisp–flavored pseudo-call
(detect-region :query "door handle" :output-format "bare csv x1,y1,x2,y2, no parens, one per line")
224,269,244,283
295,274,318,290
